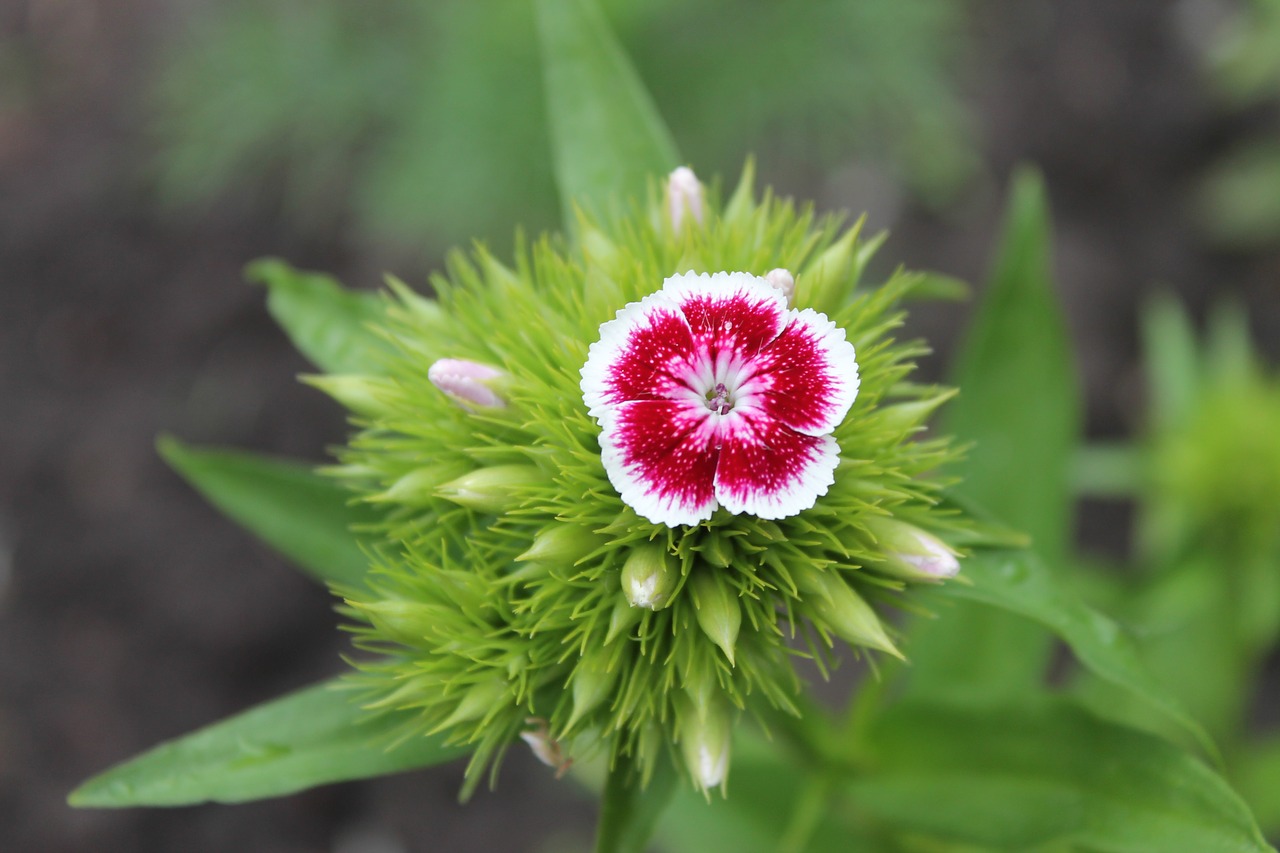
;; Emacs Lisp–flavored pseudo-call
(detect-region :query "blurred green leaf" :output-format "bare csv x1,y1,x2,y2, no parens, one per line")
657,734,875,853
1197,139,1280,249
69,678,466,807
1141,294,1200,431
846,698,1271,853
1237,733,1280,835
535,0,680,228
246,258,392,375
908,168,1080,699
158,436,376,589
1071,443,1142,497
595,753,679,853
934,548,1216,760
901,270,971,302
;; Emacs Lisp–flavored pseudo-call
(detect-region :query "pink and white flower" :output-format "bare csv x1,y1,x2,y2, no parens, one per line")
581,271,859,526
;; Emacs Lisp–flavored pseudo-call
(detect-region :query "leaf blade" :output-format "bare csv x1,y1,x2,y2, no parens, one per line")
69,678,467,807
908,167,1080,698
534,0,680,229
246,258,392,375
935,548,1217,760
158,436,375,589
848,698,1270,853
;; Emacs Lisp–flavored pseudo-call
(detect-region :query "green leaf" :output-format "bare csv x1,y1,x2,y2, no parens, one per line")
594,753,679,853
69,678,467,807
847,698,1271,853
534,0,680,229
1141,294,1200,431
934,548,1217,761
158,436,376,589
1071,443,1142,498
657,734,875,853
908,167,1080,698
1237,733,1280,835
246,257,392,374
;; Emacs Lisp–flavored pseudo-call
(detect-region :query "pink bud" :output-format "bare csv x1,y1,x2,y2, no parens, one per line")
428,358,506,410
667,166,705,232
764,268,795,304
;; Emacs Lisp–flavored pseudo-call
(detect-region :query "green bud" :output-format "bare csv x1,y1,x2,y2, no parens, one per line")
372,463,470,504
794,566,902,659
700,531,734,568
569,652,618,729
621,543,680,610
676,693,731,793
605,596,643,643
351,599,434,646
861,517,961,582
436,465,545,513
517,524,602,565
302,374,394,417
690,571,741,665
433,679,508,733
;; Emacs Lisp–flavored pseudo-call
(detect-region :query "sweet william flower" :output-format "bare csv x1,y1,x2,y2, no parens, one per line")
581,270,859,526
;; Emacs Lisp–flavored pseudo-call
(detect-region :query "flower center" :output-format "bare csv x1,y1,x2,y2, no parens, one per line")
704,382,735,415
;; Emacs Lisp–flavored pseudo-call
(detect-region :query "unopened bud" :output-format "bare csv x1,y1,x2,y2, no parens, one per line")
764,268,795,305
517,524,602,565
677,693,731,793
622,543,680,610
568,652,618,728
690,571,741,665
428,358,507,410
433,679,508,733
350,599,434,646
667,166,705,232
437,465,545,513
605,596,643,643
794,566,901,658
861,517,960,581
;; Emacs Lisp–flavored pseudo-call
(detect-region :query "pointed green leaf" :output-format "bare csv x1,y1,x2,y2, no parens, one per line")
535,0,679,229
1142,294,1200,430
909,167,1080,698
69,678,467,807
594,753,679,853
934,548,1216,760
1237,733,1280,835
247,258,392,375
158,436,376,589
847,698,1270,853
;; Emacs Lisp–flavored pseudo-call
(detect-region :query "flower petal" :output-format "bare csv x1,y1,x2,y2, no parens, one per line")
741,308,859,436
580,290,696,418
599,400,720,526
713,408,839,520
662,271,789,360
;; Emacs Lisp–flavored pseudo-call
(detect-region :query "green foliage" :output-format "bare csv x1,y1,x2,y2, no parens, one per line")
1197,0,1280,246
907,168,1080,700
68,679,466,807
848,698,1269,852
595,753,679,853
535,0,680,229
157,436,377,589
149,0,976,250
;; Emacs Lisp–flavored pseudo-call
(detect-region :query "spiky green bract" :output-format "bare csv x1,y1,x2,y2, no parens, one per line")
327,165,967,794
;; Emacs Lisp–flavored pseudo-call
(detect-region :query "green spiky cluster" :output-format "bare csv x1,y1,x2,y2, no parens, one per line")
320,165,967,794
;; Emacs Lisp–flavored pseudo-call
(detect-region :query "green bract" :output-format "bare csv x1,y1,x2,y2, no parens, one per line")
322,167,967,794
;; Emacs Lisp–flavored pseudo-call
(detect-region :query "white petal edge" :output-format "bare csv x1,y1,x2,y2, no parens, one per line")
596,402,719,527
660,270,790,340
580,288,690,420
714,432,841,520
781,306,861,437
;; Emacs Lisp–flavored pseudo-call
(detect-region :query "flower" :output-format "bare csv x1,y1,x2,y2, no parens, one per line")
581,270,859,526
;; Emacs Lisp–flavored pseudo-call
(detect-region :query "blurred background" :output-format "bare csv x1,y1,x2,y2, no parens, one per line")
2,0,1278,850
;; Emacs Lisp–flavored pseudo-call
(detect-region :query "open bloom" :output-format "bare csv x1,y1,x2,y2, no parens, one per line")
581,271,859,526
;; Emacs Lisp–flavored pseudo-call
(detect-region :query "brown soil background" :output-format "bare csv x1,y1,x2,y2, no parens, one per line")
2,1,1278,851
